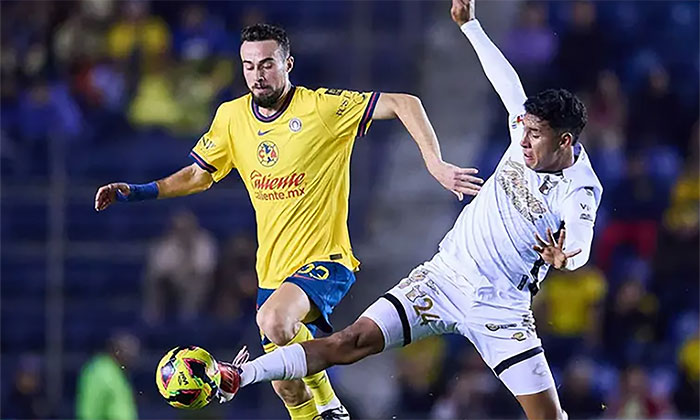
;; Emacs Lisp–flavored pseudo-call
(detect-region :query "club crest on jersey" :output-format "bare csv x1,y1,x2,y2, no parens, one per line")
257,141,279,167
289,117,302,133
539,175,559,195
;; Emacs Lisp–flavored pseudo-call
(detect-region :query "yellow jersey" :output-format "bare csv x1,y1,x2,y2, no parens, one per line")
190,86,379,289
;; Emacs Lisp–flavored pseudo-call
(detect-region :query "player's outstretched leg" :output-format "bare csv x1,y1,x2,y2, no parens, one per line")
516,387,567,420
219,317,385,400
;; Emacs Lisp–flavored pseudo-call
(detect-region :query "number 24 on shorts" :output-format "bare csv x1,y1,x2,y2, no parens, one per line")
397,272,441,326
412,297,440,326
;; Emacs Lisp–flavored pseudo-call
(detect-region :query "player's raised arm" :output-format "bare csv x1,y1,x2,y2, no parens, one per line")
94,163,214,212
373,92,483,199
451,0,527,117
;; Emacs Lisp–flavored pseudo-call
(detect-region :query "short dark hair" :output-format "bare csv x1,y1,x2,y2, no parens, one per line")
524,89,587,143
241,23,290,57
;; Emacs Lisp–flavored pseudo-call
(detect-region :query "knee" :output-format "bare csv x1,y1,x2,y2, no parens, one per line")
256,308,297,346
271,380,311,407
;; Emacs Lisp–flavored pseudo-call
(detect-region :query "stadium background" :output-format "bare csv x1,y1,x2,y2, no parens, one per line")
1,0,698,418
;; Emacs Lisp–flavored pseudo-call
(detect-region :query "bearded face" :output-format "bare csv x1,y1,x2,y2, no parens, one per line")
241,40,293,109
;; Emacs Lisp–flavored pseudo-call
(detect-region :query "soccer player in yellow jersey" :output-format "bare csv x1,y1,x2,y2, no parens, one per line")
95,23,483,419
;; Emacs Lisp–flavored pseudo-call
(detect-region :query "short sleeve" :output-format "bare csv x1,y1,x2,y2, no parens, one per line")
190,104,234,182
315,88,380,139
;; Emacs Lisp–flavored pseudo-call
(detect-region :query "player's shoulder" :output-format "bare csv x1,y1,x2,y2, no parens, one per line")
562,144,603,203
311,86,345,97
309,86,369,101
288,85,326,105
303,86,353,114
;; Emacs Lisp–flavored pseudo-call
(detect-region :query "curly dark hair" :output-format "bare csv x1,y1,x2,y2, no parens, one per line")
524,89,587,143
241,23,290,57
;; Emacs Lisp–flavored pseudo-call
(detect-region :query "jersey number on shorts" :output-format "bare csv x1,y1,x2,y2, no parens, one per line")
412,297,440,326
297,263,330,280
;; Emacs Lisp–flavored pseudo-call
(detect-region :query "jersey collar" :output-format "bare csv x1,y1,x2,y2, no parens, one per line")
561,143,587,178
251,86,296,123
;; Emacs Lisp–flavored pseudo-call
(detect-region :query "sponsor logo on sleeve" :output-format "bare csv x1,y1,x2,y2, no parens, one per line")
324,88,343,96
201,137,216,150
511,114,525,129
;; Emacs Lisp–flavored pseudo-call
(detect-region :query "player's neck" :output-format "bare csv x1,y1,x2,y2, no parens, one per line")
539,147,575,173
257,83,293,117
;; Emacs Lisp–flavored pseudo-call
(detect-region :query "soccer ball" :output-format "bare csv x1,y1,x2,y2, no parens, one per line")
156,346,221,409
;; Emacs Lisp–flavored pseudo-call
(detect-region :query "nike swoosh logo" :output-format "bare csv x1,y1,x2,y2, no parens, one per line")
258,129,273,136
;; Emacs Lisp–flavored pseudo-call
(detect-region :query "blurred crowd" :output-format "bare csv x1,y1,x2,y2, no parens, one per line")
1,0,248,179
1,0,698,419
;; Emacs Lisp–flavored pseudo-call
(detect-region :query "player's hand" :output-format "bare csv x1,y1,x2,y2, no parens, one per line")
428,160,483,200
94,183,130,212
451,0,475,26
532,228,581,270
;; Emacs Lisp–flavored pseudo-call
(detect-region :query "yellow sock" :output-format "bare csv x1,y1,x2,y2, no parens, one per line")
287,398,318,420
263,324,339,409
284,327,322,420
303,370,336,408
293,325,338,408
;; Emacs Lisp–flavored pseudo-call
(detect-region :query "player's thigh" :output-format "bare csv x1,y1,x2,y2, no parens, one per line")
257,282,320,324
516,387,564,420
360,265,464,350
463,304,557,399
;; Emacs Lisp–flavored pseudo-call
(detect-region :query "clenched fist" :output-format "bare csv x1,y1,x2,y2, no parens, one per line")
451,0,475,26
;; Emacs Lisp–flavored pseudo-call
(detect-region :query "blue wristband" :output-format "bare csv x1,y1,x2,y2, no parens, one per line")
116,182,159,202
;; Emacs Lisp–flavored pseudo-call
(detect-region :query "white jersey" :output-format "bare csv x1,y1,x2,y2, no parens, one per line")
438,20,603,296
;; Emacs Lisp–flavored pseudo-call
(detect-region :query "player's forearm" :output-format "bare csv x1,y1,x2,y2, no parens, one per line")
375,93,443,167
562,224,593,271
155,164,213,198
461,20,527,116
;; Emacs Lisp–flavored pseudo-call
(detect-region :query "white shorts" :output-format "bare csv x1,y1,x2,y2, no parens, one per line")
361,253,555,396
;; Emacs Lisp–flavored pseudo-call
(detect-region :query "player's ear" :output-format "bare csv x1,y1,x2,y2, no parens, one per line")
560,131,573,148
286,55,294,73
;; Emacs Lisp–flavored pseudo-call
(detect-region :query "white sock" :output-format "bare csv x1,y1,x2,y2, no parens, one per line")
240,343,308,387
316,396,342,413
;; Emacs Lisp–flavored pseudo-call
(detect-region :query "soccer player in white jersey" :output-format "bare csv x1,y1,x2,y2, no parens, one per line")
217,1,603,418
